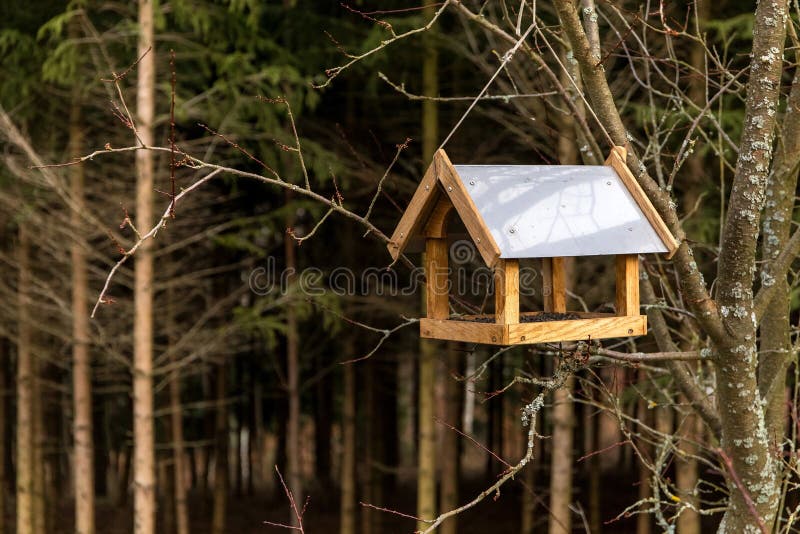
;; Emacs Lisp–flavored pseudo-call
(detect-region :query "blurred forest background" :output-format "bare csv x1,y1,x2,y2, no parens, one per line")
0,1,797,533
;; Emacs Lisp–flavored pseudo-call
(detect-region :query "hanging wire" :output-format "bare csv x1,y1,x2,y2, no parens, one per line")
534,24,616,147
439,22,536,150
440,7,619,152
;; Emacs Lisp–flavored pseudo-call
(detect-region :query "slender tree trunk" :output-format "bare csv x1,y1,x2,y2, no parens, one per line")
115,446,130,508
417,9,439,527
361,364,375,534
439,347,460,534
588,395,601,533
549,63,579,534
70,82,95,534
339,354,356,534
676,397,701,534
232,413,241,498
314,351,333,495
32,356,44,534
548,375,574,534
17,224,34,534
636,370,652,534
134,1,156,532
167,289,189,534
284,189,303,524
159,460,174,534
211,364,228,534
0,339,6,534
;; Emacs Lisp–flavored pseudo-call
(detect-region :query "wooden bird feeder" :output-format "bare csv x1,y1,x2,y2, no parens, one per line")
387,148,679,346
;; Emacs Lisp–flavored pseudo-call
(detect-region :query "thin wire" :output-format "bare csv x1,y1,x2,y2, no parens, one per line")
439,22,536,150
535,24,616,148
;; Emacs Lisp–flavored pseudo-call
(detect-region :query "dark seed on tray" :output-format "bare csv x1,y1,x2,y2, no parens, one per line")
456,312,581,323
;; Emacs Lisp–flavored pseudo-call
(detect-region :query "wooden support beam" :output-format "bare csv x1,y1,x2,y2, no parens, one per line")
542,258,567,313
615,254,640,316
425,238,450,320
422,195,453,238
435,150,501,268
495,259,519,325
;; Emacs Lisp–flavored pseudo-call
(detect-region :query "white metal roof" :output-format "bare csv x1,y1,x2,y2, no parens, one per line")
453,164,668,258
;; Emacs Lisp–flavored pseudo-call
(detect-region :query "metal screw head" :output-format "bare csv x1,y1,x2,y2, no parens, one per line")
509,227,516,234
469,179,475,186
491,336,497,342
447,186,453,192
606,181,612,186
399,232,404,238
425,185,430,190
520,335,526,341
627,328,634,334
476,238,481,243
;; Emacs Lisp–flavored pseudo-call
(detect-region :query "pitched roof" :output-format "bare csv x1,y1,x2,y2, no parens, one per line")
387,148,678,266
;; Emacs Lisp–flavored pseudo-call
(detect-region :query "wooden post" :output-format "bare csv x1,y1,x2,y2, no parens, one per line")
426,238,450,320
495,259,519,324
615,254,640,316
542,258,567,313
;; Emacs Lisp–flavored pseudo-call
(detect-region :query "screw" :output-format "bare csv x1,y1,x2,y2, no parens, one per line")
425,185,430,190
476,238,481,243
447,186,453,191
509,227,516,234
399,232,404,237
628,328,634,334
491,336,497,342
520,335,526,341
606,181,612,186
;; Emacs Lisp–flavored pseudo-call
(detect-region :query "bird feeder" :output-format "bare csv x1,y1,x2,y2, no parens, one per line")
387,148,679,345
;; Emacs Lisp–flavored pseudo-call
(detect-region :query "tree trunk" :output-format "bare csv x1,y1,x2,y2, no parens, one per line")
439,347,460,534
0,339,6,534
360,363,375,534
314,350,333,495
676,397,701,534
211,364,228,534
636,370,652,534
284,189,303,524
134,0,156,532
339,352,356,534
70,80,95,534
548,375,574,534
588,386,601,533
168,289,189,534
549,61,579,534
32,355,44,534
16,224,34,534
417,5,438,527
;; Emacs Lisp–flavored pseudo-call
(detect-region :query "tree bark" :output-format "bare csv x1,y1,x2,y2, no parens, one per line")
339,352,356,534
70,80,95,534
0,339,6,534
211,364,228,534
32,354,44,534
416,4,438,529
676,397,701,534
439,347,460,534
284,189,303,525
134,1,156,533
712,0,788,529
548,375,574,534
16,224,33,534
167,287,189,534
